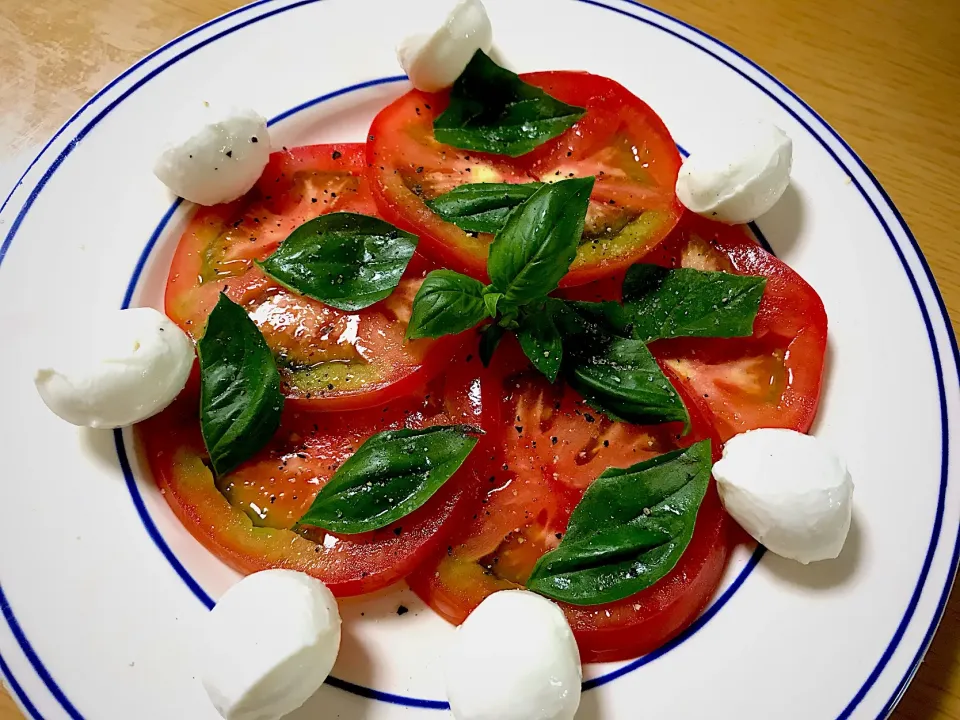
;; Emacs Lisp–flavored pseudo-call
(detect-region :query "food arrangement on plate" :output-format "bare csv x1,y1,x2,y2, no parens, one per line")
30,1,855,718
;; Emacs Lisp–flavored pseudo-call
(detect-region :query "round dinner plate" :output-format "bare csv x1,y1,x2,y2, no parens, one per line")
0,0,957,718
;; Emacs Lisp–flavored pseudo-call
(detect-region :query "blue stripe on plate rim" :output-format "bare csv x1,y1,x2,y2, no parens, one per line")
0,0,954,717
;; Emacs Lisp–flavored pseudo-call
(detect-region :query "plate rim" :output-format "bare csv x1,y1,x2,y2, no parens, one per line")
0,1,956,718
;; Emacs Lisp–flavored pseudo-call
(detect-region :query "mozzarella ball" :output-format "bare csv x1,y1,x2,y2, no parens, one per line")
445,590,581,720
154,103,270,206
34,307,194,429
714,428,854,564
676,120,793,224
397,0,494,92
201,570,341,720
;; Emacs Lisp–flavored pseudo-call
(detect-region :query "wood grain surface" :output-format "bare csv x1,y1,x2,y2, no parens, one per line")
0,0,958,717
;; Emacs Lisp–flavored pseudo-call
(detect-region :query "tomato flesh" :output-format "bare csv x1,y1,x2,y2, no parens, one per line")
367,72,683,287
164,143,458,411
407,337,732,662
137,342,497,597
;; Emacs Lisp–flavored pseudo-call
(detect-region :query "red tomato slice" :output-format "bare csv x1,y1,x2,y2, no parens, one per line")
644,215,828,440
367,71,683,287
407,337,732,662
164,143,459,411
560,214,828,441
137,342,499,597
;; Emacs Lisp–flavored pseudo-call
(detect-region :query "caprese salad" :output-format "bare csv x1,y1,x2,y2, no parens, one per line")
32,1,853,719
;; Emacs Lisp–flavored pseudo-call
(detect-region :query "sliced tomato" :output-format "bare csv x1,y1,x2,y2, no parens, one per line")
560,214,828,440
137,342,498,597
642,215,828,440
164,143,460,411
407,337,732,662
367,71,683,286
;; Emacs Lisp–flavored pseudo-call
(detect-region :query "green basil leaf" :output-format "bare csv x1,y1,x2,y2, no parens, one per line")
551,299,635,340
517,309,563,382
407,270,488,339
623,265,767,342
297,425,481,533
488,176,594,306
479,323,506,367
426,182,544,233
433,51,586,157
566,337,689,427
257,212,417,312
198,294,284,477
483,289,503,319
527,440,712,605
256,212,418,312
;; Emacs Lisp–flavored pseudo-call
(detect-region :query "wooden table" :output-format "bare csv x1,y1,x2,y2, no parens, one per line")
0,0,958,717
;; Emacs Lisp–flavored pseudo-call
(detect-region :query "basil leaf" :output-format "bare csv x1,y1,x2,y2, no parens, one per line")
566,338,689,426
552,299,635,340
479,323,506,367
517,309,563,382
434,51,586,157
488,177,594,306
527,440,712,605
426,182,544,233
256,212,418,312
297,425,481,533
483,289,503,319
198,294,284,477
623,265,767,342
407,270,488,339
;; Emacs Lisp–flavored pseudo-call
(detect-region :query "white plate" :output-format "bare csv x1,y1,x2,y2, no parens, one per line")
0,1,957,718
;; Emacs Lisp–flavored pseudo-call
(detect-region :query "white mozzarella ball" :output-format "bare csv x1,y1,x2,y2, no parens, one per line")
201,570,341,720
676,120,793,224
397,0,494,92
714,428,853,564
34,307,194,429
445,590,581,720
154,103,270,206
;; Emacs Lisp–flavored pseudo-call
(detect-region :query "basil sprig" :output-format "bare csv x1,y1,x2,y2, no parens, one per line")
297,425,481,533
527,440,713,605
407,177,685,425
257,212,418,312
426,182,544,234
623,264,767,342
407,176,593,345
407,165,768,429
198,294,284,477
434,50,586,157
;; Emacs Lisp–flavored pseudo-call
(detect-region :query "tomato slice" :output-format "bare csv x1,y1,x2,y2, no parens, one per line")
164,143,460,411
367,71,683,286
137,342,499,597
407,337,732,662
642,215,828,440
560,214,828,441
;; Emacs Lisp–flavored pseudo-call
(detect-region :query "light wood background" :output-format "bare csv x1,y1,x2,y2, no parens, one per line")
0,0,957,717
